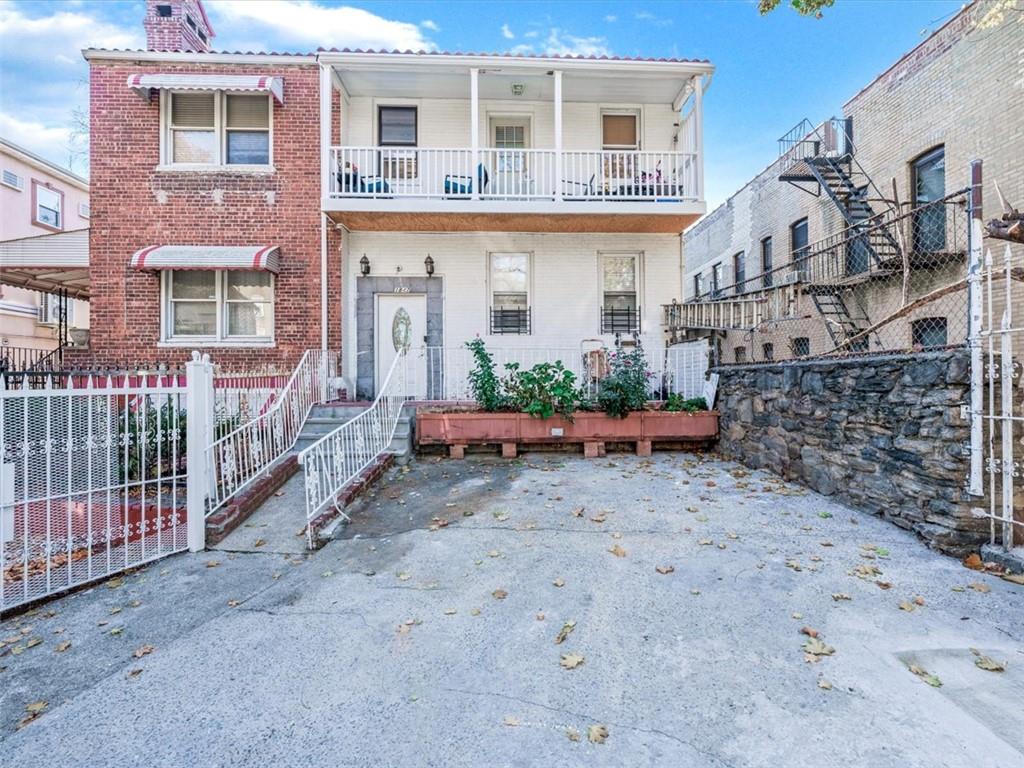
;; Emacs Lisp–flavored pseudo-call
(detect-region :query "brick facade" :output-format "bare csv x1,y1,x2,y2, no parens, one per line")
143,0,213,53
79,56,339,371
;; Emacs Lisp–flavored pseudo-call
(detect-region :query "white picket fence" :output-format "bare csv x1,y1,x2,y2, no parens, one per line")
297,351,408,549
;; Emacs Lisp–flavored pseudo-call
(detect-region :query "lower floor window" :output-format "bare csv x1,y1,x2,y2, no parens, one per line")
911,317,947,349
792,337,810,357
164,270,274,342
762,342,774,362
734,346,747,363
601,252,640,333
489,252,530,335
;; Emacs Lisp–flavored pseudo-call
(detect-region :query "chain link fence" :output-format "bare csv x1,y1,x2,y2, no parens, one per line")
666,189,972,365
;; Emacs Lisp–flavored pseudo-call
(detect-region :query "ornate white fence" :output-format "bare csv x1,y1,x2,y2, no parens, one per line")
297,351,407,549
206,350,340,515
409,342,710,401
213,372,287,429
1,371,188,610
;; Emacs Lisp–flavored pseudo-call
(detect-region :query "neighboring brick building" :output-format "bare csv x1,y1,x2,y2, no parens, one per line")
678,1,1023,364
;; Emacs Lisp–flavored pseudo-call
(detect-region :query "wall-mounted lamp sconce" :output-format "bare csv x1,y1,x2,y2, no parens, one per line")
424,254,435,277
359,254,370,276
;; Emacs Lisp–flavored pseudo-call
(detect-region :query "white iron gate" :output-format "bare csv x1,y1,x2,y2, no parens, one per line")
1,371,189,611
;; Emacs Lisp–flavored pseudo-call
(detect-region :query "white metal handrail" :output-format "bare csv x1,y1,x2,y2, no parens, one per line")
297,351,408,548
205,349,338,515
330,147,698,201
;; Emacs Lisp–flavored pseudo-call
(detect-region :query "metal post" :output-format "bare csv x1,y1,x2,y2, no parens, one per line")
967,160,984,496
470,67,479,200
185,351,213,552
694,75,704,202
554,70,563,201
999,244,1015,549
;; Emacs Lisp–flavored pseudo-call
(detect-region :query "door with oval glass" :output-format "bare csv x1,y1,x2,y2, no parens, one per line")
376,293,427,398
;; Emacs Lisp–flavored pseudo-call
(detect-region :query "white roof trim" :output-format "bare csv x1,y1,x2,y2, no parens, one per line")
129,245,280,273
127,73,284,103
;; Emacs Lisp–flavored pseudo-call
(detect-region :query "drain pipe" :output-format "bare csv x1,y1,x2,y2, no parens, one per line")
319,59,332,353
320,212,328,351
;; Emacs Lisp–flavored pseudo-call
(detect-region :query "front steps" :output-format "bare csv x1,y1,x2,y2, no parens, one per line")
292,402,414,463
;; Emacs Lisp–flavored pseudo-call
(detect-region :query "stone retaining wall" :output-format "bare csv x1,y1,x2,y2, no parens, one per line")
714,348,986,554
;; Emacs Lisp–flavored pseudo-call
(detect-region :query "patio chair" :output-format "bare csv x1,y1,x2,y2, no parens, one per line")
444,163,489,197
562,173,596,199
360,175,391,194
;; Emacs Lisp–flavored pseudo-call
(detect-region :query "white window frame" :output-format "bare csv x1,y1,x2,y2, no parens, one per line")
598,250,643,333
160,270,275,346
159,91,274,171
487,251,532,310
2,169,24,191
600,107,643,150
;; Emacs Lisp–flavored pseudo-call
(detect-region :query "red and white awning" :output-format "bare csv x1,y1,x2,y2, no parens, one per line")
127,73,284,104
130,245,280,273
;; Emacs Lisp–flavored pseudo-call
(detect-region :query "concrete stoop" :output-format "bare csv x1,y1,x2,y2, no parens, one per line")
292,402,414,463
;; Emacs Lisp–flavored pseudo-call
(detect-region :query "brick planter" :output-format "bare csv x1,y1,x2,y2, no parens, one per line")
417,409,718,458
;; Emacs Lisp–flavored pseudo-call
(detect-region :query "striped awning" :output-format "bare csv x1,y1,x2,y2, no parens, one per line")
127,73,284,104
130,245,280,273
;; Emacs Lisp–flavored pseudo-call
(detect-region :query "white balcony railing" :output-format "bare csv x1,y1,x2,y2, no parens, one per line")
329,147,699,202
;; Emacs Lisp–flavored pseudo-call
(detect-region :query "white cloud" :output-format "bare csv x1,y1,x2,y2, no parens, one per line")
604,15,617,23
0,4,143,67
0,112,73,162
501,23,514,40
421,19,439,32
634,10,673,27
208,0,436,51
523,29,539,39
542,28,610,58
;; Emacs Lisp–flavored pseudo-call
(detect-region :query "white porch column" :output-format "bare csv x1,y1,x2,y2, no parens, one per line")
185,351,214,553
694,74,704,201
319,62,332,200
470,67,480,200
554,70,563,201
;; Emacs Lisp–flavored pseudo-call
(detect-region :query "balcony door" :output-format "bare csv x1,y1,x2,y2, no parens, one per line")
490,116,531,197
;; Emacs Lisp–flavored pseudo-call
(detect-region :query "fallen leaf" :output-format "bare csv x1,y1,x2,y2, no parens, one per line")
55,640,71,653
969,582,991,593
587,724,609,744
25,637,43,649
655,565,675,575
109,607,122,615
974,655,1005,672
898,601,916,612
963,553,983,570
253,538,266,548
487,550,501,558
818,679,833,690
444,608,457,616
273,490,285,497
321,570,333,578
913,596,926,606
875,580,892,590
552,578,565,587
803,637,835,657
608,544,627,558
560,652,585,670
831,593,851,601
25,700,47,714
1000,572,1024,585
555,621,576,645
698,539,713,546
572,507,584,518
106,577,124,589
566,727,581,742
470,608,481,616
589,513,607,524
909,664,942,687
127,668,143,679
536,612,545,621
397,572,411,581
492,589,508,600
818,511,833,519
690,588,701,595
133,644,156,659
205,561,220,569
129,600,142,608
109,627,123,636
227,600,241,608
785,560,802,572
503,715,520,727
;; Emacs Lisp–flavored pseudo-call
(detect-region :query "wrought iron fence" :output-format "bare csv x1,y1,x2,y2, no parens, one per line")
297,351,408,548
205,350,340,515
1,372,188,611
667,190,971,365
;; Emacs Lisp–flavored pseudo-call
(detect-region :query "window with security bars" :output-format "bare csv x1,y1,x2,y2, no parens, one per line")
167,92,271,166
792,337,810,357
761,237,773,288
165,270,274,342
791,218,809,276
489,252,530,335
762,342,774,362
733,252,745,294
911,317,947,349
734,346,747,363
602,253,640,333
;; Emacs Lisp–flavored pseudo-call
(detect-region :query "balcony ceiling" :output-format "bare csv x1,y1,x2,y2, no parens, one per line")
336,69,692,105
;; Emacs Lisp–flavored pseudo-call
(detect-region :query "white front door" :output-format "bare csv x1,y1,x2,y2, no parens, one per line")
376,294,427,398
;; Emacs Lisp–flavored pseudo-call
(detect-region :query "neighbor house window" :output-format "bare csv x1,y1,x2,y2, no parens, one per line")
791,218,809,262
711,263,723,298
32,181,63,230
761,237,773,288
489,252,530,334
693,273,704,299
792,337,810,357
911,317,947,349
762,343,774,361
733,252,745,294
164,270,274,342
601,253,640,333
734,346,747,363
166,92,272,167
912,146,945,253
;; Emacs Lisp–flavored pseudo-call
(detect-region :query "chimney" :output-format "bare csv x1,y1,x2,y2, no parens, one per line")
144,0,215,52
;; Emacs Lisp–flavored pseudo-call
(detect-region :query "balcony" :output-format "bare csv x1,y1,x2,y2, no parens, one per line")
317,50,712,232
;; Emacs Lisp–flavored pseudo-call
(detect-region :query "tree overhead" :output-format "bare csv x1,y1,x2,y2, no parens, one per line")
759,0,835,18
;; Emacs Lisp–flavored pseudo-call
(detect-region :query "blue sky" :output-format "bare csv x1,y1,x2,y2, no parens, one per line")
0,0,965,208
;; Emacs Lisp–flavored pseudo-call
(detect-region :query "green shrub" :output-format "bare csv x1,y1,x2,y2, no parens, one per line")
665,394,708,413
597,345,651,418
466,338,506,411
503,361,581,421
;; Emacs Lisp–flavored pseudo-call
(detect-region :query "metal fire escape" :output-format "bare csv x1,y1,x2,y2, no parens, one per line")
777,118,900,349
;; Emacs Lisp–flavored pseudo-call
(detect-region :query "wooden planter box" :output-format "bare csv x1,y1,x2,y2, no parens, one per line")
416,409,718,458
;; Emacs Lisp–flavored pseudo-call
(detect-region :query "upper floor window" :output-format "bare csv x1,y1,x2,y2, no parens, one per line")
694,272,704,299
601,252,640,333
378,106,417,147
733,252,745,294
165,92,272,168
711,263,723,298
602,112,638,150
912,146,945,252
761,237,773,288
163,270,274,343
790,218,809,263
32,181,63,230
489,252,530,335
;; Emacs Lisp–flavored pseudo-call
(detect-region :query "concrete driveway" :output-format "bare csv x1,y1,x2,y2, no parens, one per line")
2,452,1023,767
